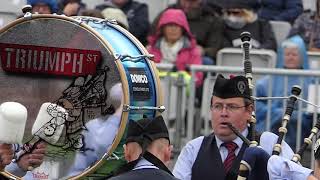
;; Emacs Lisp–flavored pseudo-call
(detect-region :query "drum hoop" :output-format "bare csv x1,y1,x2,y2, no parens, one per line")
0,14,130,180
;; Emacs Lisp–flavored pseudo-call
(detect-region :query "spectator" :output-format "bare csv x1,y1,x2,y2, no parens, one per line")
27,0,59,14
101,7,129,29
255,35,313,149
173,74,294,180
95,0,150,45
258,0,303,24
289,0,320,51
147,9,203,87
58,0,86,16
220,0,277,51
152,0,224,65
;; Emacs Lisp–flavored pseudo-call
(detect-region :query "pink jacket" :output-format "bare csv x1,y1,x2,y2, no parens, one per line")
147,9,203,86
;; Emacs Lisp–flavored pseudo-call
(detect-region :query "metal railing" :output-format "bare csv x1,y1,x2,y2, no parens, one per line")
156,64,320,167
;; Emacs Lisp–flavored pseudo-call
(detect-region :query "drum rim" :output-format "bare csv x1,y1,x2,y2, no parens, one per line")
0,14,130,180
0,14,163,179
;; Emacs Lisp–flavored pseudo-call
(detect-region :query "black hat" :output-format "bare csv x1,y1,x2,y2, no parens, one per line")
217,0,260,11
125,116,170,146
212,74,251,99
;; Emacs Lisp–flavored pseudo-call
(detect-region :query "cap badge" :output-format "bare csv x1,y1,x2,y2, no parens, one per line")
237,81,246,94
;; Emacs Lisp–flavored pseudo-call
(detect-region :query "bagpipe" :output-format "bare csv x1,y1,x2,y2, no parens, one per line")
225,32,320,180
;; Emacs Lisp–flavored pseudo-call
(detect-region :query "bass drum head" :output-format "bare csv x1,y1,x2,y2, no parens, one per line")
0,15,129,179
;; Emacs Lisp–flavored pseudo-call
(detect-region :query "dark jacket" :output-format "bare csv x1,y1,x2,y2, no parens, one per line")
223,19,277,51
109,168,179,180
258,0,303,24
96,0,150,45
191,132,261,180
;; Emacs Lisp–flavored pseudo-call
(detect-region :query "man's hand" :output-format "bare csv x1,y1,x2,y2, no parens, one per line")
17,142,46,171
0,144,13,170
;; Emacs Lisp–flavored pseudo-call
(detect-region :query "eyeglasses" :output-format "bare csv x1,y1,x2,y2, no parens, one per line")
211,103,248,112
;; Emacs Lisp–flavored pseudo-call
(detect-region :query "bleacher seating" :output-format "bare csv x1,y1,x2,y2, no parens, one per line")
216,48,276,80
0,12,18,28
308,51,320,70
0,1,24,28
269,20,292,48
303,0,316,11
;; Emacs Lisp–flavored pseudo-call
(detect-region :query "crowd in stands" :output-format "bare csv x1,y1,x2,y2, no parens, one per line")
11,0,320,151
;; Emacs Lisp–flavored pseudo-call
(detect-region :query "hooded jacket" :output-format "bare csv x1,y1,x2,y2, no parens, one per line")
255,35,313,148
27,0,58,13
147,9,203,86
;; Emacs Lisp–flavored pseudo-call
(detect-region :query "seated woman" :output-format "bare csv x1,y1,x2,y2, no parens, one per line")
255,35,313,150
147,9,203,87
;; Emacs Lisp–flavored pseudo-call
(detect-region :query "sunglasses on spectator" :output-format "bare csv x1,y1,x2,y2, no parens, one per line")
225,10,243,15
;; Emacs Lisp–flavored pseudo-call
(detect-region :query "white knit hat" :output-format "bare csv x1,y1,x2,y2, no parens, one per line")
101,7,129,29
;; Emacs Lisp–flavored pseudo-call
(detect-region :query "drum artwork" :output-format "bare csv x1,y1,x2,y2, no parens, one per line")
0,10,163,180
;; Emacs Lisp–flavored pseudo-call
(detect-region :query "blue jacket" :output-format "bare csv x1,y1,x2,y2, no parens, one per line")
255,35,313,148
258,0,303,24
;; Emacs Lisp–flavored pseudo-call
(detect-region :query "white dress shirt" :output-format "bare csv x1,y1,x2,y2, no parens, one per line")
173,130,294,180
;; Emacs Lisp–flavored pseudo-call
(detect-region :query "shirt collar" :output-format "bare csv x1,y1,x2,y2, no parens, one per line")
133,158,159,170
215,128,248,148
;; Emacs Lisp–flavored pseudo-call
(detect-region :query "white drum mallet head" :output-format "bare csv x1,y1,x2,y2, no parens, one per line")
0,102,27,144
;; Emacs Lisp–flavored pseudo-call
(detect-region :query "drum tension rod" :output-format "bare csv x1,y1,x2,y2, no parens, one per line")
123,104,165,112
22,5,32,19
115,54,154,62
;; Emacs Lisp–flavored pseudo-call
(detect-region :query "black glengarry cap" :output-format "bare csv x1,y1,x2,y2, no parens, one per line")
212,74,251,99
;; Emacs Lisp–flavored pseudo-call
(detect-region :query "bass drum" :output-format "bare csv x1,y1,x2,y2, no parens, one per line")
0,14,163,179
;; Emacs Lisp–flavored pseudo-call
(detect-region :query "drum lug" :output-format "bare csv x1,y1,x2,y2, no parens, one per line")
107,19,118,25
115,54,155,62
74,18,83,25
22,5,32,19
123,104,165,112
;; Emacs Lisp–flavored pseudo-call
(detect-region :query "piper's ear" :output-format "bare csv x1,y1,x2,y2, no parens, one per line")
123,144,130,162
164,144,173,163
